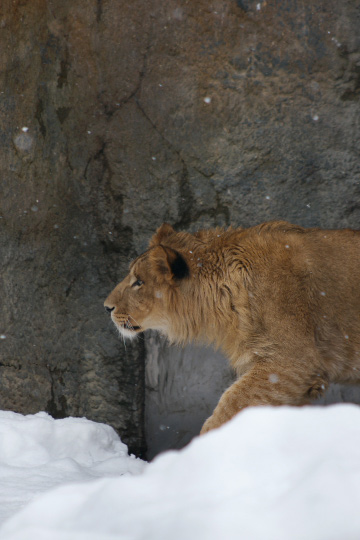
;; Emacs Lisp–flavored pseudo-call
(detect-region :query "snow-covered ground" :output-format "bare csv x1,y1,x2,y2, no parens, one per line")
0,412,145,527
1,405,360,539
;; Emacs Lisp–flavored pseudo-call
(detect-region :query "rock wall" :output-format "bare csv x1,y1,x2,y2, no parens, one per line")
0,0,359,458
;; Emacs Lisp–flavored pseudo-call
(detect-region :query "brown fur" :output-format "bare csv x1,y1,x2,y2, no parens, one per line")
104,221,360,434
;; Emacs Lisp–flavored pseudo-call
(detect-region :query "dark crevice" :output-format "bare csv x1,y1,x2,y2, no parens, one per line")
135,97,187,172
112,341,147,459
173,163,194,230
84,142,111,182
65,277,77,297
65,144,74,172
57,49,69,89
135,100,227,228
96,0,103,23
84,141,135,259
100,42,151,119
131,100,197,228
0,362,22,370
35,98,46,137
192,166,214,179
46,367,68,420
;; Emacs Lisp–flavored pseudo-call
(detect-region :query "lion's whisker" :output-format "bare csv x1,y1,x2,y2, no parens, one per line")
117,324,127,351
127,318,145,341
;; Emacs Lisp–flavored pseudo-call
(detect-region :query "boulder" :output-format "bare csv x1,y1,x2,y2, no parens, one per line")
0,0,359,458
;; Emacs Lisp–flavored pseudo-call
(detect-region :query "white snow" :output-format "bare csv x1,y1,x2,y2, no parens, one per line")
0,411,145,526
2,405,360,539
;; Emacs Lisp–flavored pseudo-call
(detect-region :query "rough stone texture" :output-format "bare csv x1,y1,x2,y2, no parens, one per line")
0,0,150,457
0,0,360,458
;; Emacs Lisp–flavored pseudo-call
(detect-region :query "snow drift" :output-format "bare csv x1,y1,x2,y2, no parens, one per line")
2,405,360,540
0,411,145,525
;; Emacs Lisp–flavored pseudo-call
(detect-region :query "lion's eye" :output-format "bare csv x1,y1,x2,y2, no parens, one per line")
132,279,144,288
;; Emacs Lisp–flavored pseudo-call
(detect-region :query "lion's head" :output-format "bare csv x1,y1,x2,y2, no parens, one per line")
104,224,190,340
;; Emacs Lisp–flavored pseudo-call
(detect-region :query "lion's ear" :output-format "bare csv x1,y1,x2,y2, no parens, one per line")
149,223,175,248
149,245,189,281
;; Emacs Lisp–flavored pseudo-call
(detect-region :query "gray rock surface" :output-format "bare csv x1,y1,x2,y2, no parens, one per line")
0,0,359,458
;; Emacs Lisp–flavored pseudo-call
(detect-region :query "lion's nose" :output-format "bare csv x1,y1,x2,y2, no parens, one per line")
104,305,115,314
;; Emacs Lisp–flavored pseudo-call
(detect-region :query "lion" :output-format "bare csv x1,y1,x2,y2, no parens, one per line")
104,221,360,434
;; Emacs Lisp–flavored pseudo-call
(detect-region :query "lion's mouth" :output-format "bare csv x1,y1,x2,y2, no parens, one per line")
118,320,142,332
109,313,143,336
122,324,141,331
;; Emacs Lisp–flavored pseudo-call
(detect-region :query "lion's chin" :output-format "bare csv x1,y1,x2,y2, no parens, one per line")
114,323,142,340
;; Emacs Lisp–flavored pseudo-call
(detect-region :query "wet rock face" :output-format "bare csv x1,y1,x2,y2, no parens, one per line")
0,0,359,458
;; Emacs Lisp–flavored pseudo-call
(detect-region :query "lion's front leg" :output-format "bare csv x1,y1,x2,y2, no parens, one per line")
200,379,251,435
200,360,326,435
